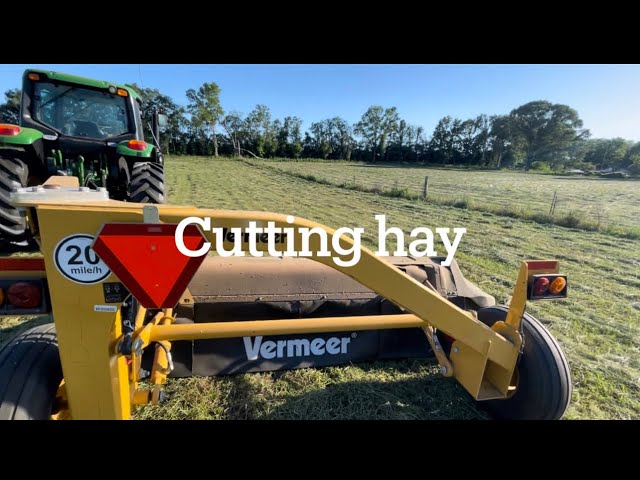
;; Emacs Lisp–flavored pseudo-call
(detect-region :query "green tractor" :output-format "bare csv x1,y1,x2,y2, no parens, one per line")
0,69,167,247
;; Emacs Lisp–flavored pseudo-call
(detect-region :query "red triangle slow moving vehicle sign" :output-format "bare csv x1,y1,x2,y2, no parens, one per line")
92,223,207,309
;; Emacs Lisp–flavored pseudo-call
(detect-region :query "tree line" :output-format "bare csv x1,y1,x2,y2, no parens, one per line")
1,84,639,174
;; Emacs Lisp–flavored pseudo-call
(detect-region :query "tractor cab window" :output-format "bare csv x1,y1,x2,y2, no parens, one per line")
32,82,132,140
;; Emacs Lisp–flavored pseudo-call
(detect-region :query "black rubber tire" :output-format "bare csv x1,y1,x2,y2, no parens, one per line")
477,306,572,420
128,161,166,204
0,150,28,238
0,324,63,420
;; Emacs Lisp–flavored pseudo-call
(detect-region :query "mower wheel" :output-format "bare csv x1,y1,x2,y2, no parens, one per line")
477,306,572,420
128,161,166,204
0,324,63,420
0,150,28,238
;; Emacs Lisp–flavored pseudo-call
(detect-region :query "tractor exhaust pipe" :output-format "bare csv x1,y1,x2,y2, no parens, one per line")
151,107,161,149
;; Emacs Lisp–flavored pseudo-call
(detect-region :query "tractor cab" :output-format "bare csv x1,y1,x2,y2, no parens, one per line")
21,70,144,143
0,69,167,245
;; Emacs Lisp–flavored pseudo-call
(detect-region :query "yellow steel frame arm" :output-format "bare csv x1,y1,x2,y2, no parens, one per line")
21,199,528,419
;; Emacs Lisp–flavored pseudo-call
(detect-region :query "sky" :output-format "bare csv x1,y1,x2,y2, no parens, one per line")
0,64,638,141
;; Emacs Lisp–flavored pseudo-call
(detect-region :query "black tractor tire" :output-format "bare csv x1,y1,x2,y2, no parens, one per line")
0,150,28,238
0,324,63,420
128,162,166,204
477,306,572,420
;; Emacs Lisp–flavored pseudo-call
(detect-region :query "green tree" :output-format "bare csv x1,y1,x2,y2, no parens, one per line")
287,116,304,158
430,116,462,164
355,106,383,161
626,142,640,174
379,107,399,161
331,117,354,160
471,114,492,165
128,84,187,154
0,89,21,124
584,138,631,170
412,126,426,163
488,115,520,168
186,82,224,157
564,138,591,170
389,119,413,162
309,119,334,159
244,105,272,157
276,117,291,157
265,118,280,157
221,112,244,157
277,116,304,158
458,117,483,164
354,106,398,162
509,100,589,170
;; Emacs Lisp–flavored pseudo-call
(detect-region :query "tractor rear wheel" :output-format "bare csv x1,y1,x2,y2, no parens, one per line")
0,324,63,420
128,161,166,204
476,306,572,420
0,150,28,239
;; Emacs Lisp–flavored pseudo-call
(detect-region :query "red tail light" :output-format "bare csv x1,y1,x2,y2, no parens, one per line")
0,124,21,136
528,274,568,300
128,140,147,151
0,260,48,314
7,282,42,309
533,277,550,296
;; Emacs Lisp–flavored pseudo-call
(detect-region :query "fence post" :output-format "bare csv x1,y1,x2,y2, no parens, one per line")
549,191,557,215
422,176,429,200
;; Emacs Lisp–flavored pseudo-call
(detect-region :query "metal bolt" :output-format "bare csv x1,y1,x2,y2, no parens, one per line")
132,338,144,354
439,366,448,375
453,347,459,353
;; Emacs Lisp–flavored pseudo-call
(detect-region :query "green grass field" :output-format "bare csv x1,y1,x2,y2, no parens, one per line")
2,156,640,419
256,160,640,237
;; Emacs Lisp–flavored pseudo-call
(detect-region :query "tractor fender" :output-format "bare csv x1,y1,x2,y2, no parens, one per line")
116,140,154,158
0,126,44,146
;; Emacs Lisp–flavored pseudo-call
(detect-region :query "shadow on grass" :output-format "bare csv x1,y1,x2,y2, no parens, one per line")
234,359,491,420
264,377,490,420
136,358,493,420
